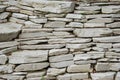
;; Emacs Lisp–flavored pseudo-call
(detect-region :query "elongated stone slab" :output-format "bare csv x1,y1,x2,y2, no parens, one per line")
20,0,75,13
9,50,48,64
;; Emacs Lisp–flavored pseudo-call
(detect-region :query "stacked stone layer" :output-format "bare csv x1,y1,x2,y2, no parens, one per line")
0,0,120,80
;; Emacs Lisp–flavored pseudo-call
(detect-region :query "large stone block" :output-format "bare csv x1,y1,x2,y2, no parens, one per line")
0,23,22,41
20,0,75,13
74,28,112,37
9,50,48,64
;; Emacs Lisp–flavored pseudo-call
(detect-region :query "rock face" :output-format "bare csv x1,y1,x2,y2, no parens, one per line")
0,0,120,80
0,22,22,41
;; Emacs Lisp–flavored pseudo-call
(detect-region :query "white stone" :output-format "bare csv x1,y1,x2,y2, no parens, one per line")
74,52,104,61
19,44,65,50
12,13,28,20
66,22,83,28
0,64,15,73
102,6,120,13
15,62,49,71
47,68,66,76
67,64,90,73
106,22,120,28
84,23,105,28
0,55,7,64
44,21,65,28
93,36,120,42
106,52,120,58
49,54,73,62
76,6,101,11
48,18,72,22
87,18,113,23
74,28,112,37
27,71,46,78
0,23,22,41
0,5,7,12
66,14,85,19
50,60,74,68
6,6,20,12
30,18,47,24
49,48,68,56
66,43,91,49
113,43,120,48
57,73,88,80
9,50,48,64
91,72,115,80
96,43,112,48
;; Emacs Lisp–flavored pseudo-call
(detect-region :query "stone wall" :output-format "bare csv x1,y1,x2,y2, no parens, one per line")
0,0,120,80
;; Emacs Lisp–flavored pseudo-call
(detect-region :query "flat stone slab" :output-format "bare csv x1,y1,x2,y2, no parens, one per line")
0,22,22,41
20,0,75,13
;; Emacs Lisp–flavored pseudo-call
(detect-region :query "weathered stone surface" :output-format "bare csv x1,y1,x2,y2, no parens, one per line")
47,68,66,76
44,21,65,28
48,18,72,22
49,48,68,56
22,0,75,13
9,50,48,64
30,18,47,24
19,44,65,50
67,64,91,73
93,36,120,42
0,12,10,20
74,28,112,37
27,71,46,78
50,60,74,68
0,41,19,49
96,63,120,71
9,17,25,24
115,72,120,80
45,14,65,18
0,23,22,41
0,55,7,64
96,43,112,48
102,6,120,13
113,43,120,48
66,43,92,49
6,6,20,12
57,73,88,80
48,38,91,44
84,23,105,28
74,52,104,61
20,10,33,15
87,18,113,23
91,72,115,80
66,22,83,28
12,13,28,20
106,22,120,28
0,5,6,12
0,46,17,54
0,74,25,80
0,64,15,73
66,14,85,19
15,62,49,71
75,60,96,65
76,6,101,11
49,54,73,62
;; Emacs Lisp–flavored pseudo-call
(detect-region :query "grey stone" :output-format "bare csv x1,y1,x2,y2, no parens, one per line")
0,23,22,41
15,62,49,71
12,13,28,20
66,14,85,19
6,6,20,12
102,6,120,13
91,72,115,80
74,28,112,37
0,64,15,73
30,18,47,24
84,23,105,28
87,18,113,23
49,54,73,62
9,50,48,64
0,12,10,20
115,72,120,80
49,48,69,56
57,73,88,80
67,64,91,73
50,60,74,68
66,22,83,28
44,21,66,28
47,68,66,76
106,22,120,28
0,55,7,64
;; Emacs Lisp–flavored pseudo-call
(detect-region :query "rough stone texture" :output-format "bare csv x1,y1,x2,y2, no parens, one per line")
0,23,22,41
0,0,120,80
9,50,48,64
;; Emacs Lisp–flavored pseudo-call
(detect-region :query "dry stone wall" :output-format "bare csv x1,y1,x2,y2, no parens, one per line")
0,0,120,80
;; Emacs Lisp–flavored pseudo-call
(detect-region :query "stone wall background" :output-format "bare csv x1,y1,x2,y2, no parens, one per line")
0,0,120,80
